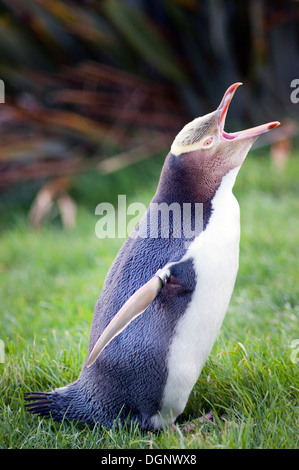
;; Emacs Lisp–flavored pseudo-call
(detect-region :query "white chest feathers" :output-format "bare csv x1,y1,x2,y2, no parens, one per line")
151,167,241,429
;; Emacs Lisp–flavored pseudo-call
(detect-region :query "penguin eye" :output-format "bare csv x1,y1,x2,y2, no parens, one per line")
202,136,214,148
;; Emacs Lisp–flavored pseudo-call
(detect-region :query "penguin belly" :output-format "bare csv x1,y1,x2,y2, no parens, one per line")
151,169,241,428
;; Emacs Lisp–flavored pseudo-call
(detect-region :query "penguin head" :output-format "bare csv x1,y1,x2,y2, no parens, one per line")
168,83,280,197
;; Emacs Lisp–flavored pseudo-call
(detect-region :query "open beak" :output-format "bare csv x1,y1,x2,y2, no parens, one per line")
218,82,280,141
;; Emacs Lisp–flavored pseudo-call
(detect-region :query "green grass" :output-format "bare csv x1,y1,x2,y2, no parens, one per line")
0,151,298,449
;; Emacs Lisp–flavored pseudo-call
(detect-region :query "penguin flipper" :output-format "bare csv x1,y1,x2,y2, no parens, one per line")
87,268,170,368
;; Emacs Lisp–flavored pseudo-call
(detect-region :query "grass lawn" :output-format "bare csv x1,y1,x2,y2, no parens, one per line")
0,150,298,449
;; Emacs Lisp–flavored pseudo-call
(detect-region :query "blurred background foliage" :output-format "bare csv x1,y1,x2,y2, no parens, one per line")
0,0,298,222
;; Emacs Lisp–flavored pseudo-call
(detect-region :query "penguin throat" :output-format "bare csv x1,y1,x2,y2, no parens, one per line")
154,154,222,206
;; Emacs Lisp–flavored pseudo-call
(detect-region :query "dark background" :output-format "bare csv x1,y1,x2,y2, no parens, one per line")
0,0,298,205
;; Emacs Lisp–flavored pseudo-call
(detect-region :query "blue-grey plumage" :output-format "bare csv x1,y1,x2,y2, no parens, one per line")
25,84,279,430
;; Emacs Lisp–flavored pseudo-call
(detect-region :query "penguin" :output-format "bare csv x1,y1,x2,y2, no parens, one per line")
25,83,279,431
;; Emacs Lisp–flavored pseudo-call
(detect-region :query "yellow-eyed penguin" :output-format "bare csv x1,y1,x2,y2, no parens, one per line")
25,83,279,430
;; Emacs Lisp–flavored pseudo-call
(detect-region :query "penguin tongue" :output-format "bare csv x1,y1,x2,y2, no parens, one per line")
218,82,280,141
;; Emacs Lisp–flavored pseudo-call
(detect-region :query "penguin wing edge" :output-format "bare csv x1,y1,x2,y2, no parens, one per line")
87,267,170,368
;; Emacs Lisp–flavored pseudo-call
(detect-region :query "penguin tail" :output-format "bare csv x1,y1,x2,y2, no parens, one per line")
24,391,55,419
24,381,86,423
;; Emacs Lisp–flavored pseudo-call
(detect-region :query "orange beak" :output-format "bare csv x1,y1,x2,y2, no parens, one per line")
218,82,280,141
